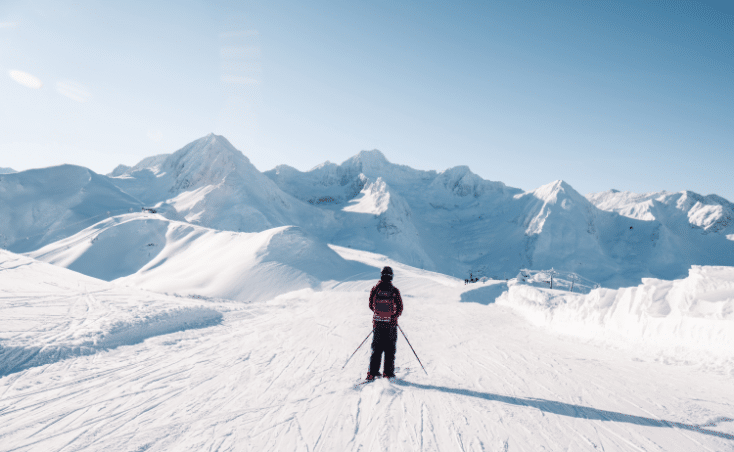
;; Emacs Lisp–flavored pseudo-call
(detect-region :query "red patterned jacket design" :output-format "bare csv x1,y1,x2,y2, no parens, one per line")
369,281,403,327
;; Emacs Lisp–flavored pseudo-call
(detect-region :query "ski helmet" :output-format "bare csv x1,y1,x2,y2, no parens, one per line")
381,266,393,280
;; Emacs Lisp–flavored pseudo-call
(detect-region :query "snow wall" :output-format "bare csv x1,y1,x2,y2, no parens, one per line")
497,265,734,369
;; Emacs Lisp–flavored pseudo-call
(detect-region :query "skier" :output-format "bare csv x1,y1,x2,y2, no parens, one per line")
366,266,403,380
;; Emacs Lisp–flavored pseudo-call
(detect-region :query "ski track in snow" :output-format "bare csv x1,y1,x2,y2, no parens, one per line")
2,257,733,452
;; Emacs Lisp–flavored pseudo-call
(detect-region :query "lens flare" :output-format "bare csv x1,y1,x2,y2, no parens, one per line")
56,81,91,102
8,70,42,89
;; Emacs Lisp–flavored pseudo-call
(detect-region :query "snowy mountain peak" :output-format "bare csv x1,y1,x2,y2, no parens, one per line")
108,164,131,177
309,160,336,172
430,165,493,198
170,134,245,163
353,149,388,164
0,167,16,174
341,149,390,173
161,134,254,192
530,179,583,204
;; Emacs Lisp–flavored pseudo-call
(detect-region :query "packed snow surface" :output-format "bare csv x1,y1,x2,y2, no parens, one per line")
2,247,733,451
0,250,222,377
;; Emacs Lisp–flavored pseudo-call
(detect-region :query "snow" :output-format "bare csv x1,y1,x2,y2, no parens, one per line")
5,135,732,288
0,250,222,377
2,246,733,450
0,164,141,253
0,167,16,174
587,189,734,235
342,177,392,215
1,134,734,450
498,265,734,373
107,134,330,235
264,150,734,288
27,213,375,302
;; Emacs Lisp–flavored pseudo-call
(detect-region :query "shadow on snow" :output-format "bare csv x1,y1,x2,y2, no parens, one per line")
394,380,734,441
459,283,508,305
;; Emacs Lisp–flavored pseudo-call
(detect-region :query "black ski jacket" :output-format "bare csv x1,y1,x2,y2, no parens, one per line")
369,280,403,326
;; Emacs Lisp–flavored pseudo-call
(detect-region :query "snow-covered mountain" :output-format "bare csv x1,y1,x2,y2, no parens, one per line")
0,165,141,253
0,167,15,174
266,151,734,287
28,213,375,302
5,134,733,288
108,134,331,233
588,189,734,236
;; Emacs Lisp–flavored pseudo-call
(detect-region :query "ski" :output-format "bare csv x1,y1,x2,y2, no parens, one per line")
354,374,403,388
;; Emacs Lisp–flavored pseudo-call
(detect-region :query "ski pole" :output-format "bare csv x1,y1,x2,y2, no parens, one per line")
342,329,373,369
398,325,428,375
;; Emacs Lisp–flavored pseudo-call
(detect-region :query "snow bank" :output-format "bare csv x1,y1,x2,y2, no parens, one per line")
0,250,222,376
497,266,734,367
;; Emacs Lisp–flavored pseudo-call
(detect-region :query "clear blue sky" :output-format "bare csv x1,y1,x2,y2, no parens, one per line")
1,0,732,201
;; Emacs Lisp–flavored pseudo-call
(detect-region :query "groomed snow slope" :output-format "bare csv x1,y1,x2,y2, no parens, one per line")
1,248,733,451
0,250,222,377
27,213,376,302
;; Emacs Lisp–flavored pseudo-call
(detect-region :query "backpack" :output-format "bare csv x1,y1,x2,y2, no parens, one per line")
373,285,397,322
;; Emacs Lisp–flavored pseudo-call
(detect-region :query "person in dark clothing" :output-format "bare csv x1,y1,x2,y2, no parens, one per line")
366,266,403,380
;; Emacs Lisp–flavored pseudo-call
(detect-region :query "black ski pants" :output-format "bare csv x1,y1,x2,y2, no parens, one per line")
369,322,397,376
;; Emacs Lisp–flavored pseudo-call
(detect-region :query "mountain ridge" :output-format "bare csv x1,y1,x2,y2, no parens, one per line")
4,134,732,288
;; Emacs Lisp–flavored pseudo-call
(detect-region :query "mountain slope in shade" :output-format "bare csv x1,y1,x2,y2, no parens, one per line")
0,165,142,253
0,167,16,174
266,151,525,277
27,213,375,302
334,177,435,270
108,134,331,234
